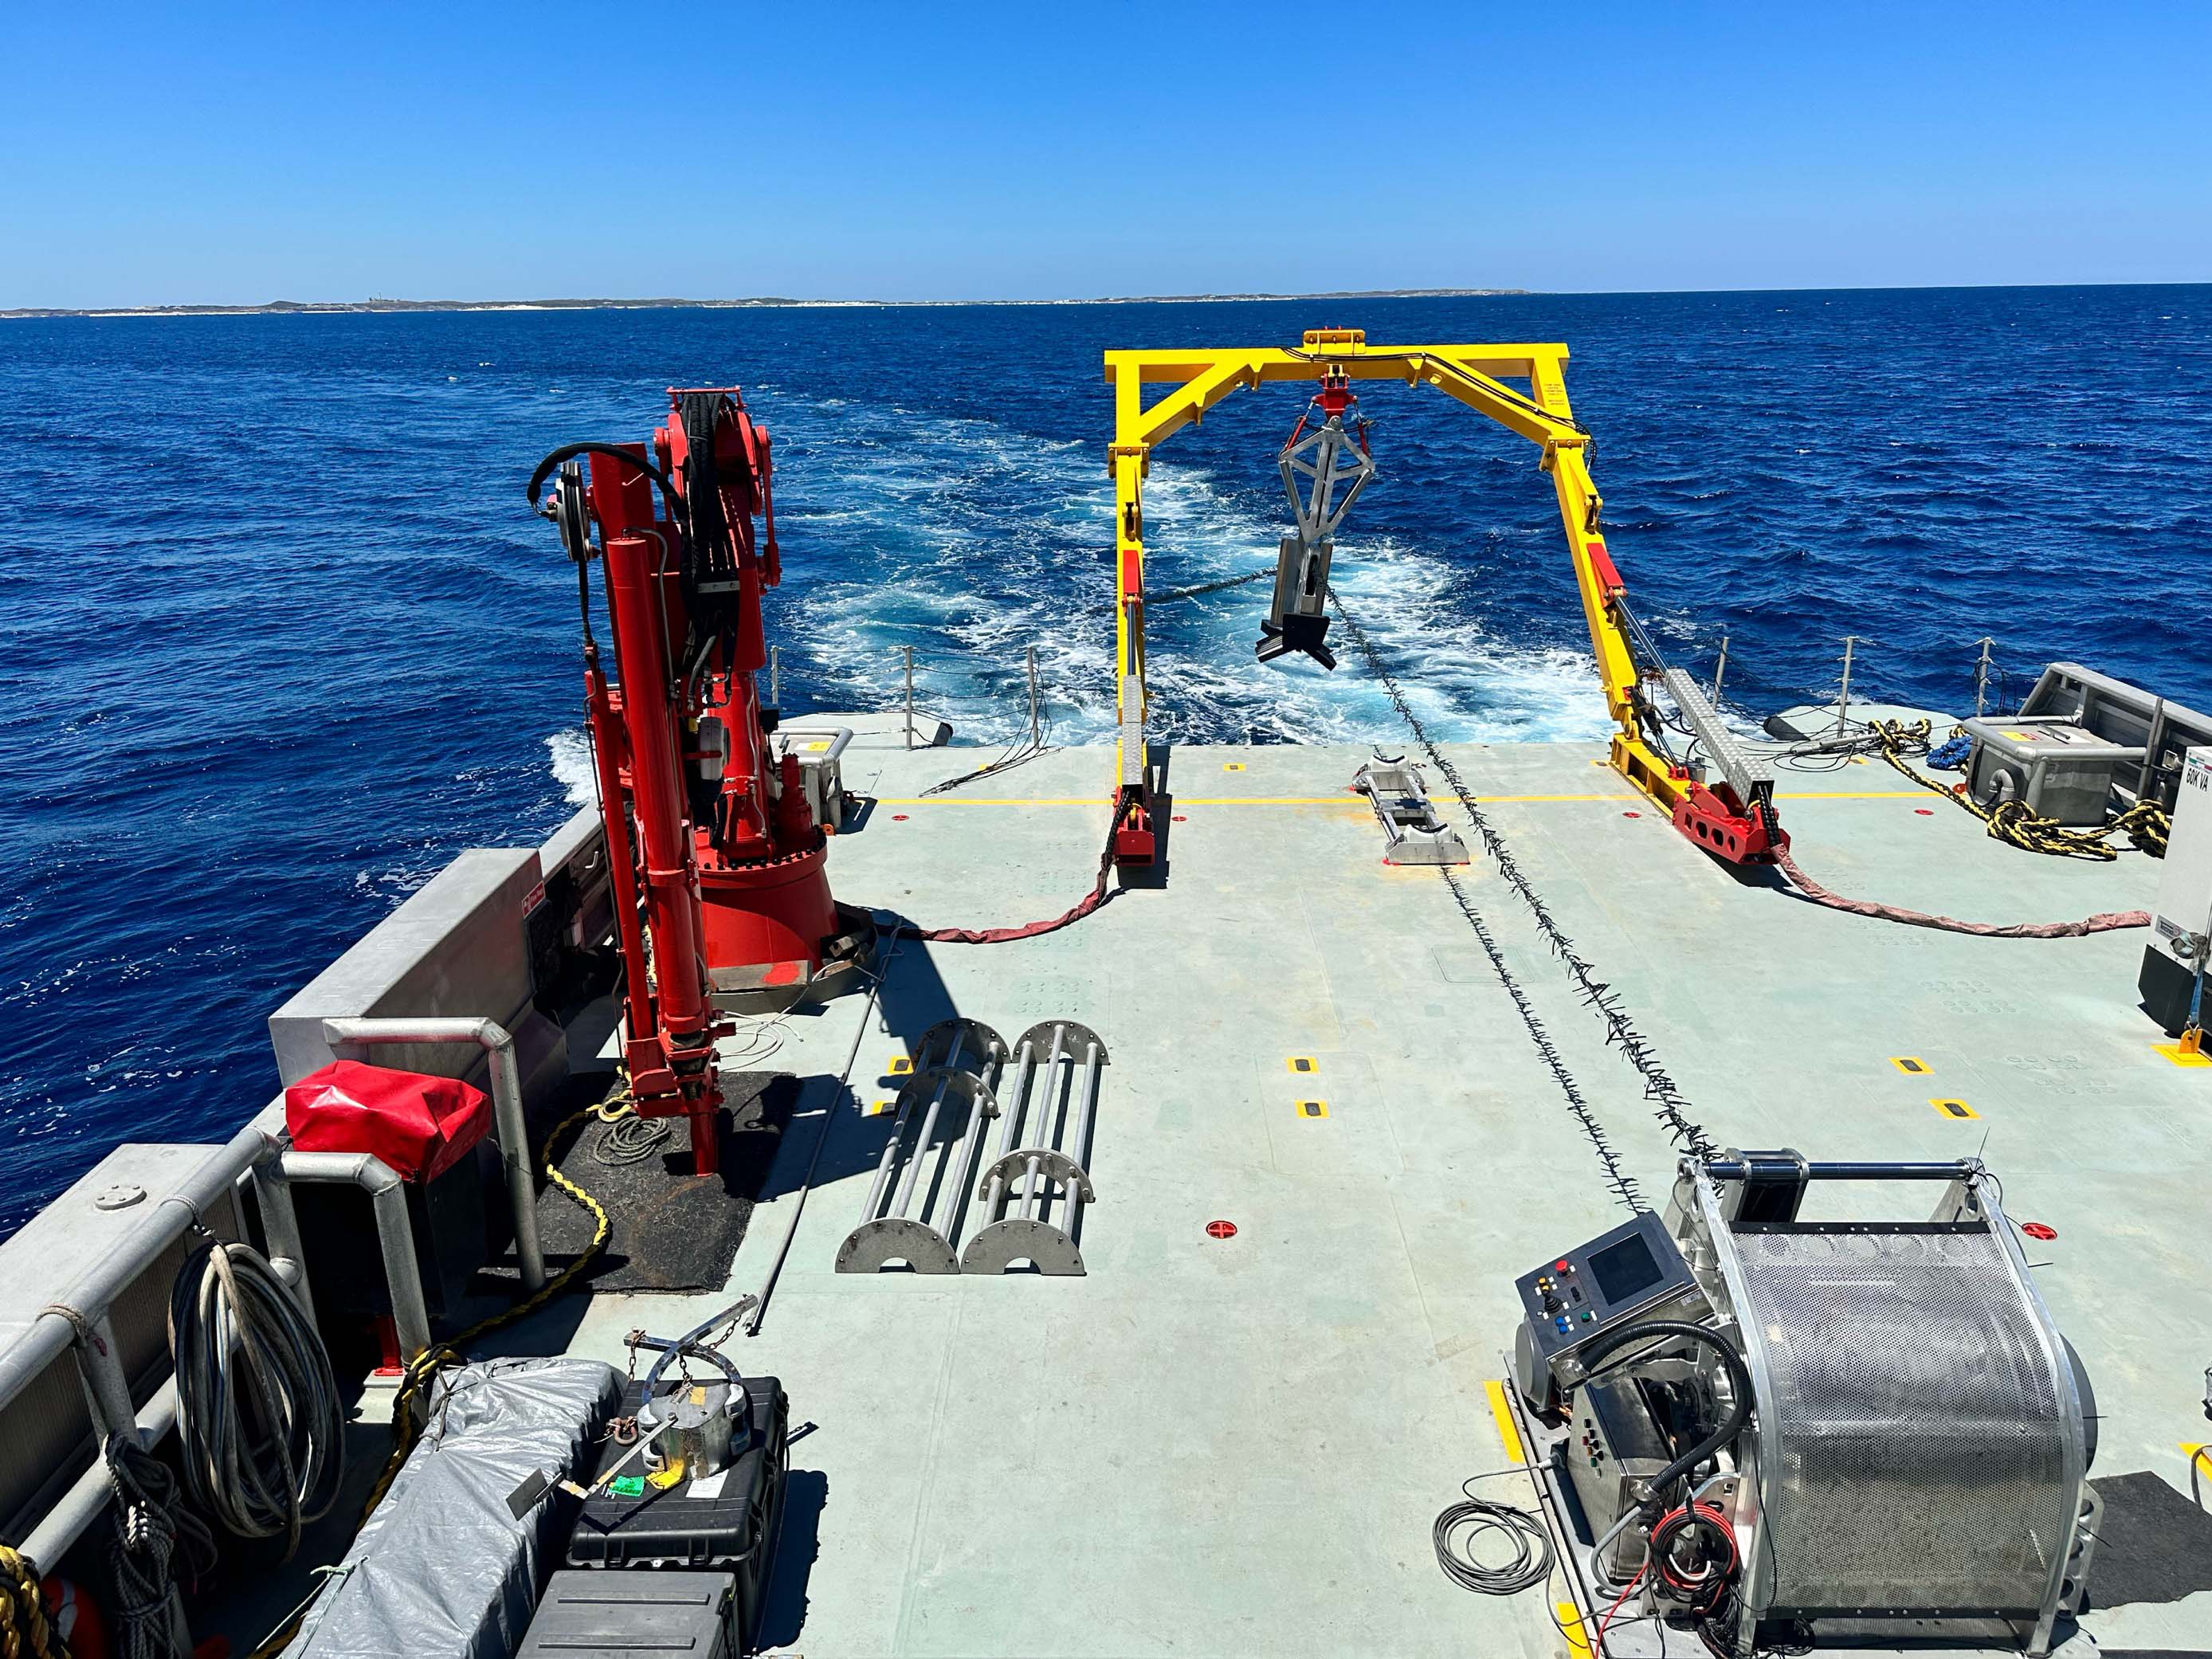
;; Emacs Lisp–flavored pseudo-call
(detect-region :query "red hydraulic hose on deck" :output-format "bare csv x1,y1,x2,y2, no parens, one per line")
1775,847,2149,939
890,822,1120,944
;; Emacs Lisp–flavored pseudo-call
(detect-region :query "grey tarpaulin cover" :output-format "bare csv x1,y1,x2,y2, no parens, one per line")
295,1356,621,1659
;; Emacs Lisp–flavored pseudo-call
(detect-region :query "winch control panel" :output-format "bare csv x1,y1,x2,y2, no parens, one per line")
1515,1210,1707,1382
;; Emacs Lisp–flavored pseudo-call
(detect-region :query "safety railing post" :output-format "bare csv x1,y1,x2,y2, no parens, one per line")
1975,637,1994,717
770,645,782,710
904,646,916,750
1712,635,1730,705
1834,636,1862,733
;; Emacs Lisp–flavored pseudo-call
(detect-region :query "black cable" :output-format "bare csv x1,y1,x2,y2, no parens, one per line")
1579,1321,1754,1520
526,441,687,534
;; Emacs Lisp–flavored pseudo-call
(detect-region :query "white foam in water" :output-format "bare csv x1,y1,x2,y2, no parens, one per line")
547,395,1619,763
546,728,598,806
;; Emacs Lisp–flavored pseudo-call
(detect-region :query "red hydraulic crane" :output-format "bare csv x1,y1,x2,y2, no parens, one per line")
530,389,869,1173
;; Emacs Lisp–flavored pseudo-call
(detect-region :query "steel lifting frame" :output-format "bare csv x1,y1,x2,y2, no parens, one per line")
1102,330,1767,865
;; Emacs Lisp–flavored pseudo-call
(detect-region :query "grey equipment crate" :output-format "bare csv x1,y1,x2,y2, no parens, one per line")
1961,716,2143,826
519,1570,735,1658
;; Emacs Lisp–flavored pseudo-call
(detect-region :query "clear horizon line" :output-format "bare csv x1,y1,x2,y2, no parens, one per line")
3,276,2206,318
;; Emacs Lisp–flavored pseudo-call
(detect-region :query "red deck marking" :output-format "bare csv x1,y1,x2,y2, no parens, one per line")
1205,1219,1237,1240
1622,810,1641,818
2022,1222,2057,1241
1916,808,1934,816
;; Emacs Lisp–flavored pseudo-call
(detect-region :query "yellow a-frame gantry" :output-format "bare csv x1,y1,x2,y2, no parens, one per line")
1101,328,1680,864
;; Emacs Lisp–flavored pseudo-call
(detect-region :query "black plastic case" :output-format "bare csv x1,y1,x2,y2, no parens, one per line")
567,1375,789,1653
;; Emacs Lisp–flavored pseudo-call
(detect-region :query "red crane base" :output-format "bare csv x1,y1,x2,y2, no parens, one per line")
700,840,841,1000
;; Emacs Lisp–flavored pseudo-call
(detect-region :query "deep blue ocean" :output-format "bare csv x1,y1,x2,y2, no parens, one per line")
2,287,2208,1232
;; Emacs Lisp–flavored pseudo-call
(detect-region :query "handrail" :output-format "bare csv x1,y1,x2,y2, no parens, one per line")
320,1015,547,1291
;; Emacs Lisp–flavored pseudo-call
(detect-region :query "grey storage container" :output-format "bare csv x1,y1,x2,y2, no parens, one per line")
519,1570,734,1658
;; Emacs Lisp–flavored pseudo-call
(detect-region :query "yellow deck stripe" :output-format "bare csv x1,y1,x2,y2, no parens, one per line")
1484,1379,1528,1466
1557,1602,1594,1659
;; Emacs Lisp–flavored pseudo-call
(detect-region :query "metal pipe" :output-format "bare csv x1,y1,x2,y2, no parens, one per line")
888,1031,970,1221
69,1312,140,1451
1702,1159,1971,1182
769,644,781,709
904,645,916,749
858,1091,918,1224
942,1047,1008,1246
1975,637,1995,718
1711,635,1729,705
2139,697,2167,804
279,1151,434,1363
21,1377,181,1567
251,1156,317,1326
320,1016,546,1292
1026,644,1041,749
1018,1024,1065,1222
975,1038,1037,1223
1834,635,1862,733
1067,1041,1104,1173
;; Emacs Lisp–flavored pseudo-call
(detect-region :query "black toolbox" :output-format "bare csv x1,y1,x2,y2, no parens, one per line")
567,1375,788,1653
520,1569,735,1658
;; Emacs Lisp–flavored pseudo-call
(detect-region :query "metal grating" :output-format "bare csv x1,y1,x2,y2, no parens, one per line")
1733,1226,2071,1614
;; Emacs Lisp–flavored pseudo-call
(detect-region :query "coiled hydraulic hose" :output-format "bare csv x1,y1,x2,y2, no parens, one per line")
1579,1320,1753,1523
169,1237,345,1562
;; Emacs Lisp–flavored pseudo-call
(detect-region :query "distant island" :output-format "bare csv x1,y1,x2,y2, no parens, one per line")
1,288,1527,320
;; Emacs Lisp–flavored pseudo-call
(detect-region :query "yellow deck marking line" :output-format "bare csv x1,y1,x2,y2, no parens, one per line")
1557,1602,1594,1659
868,790,1930,806
2154,1042,2211,1069
1932,1098,1979,1120
1483,1379,1528,1466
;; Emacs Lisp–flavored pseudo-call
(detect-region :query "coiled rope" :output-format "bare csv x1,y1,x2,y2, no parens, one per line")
1327,586,1720,1168
169,1237,345,1563
1869,718,2169,860
104,1435,216,1659
0,1544,68,1659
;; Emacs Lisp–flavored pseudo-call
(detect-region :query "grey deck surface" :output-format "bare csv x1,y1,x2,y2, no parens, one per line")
560,730,2212,1657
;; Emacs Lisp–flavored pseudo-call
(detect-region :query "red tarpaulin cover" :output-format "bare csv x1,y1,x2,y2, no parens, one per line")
284,1059,493,1183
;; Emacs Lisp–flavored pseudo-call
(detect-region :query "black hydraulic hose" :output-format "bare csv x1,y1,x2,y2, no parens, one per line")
1579,1320,1753,1518
526,441,688,533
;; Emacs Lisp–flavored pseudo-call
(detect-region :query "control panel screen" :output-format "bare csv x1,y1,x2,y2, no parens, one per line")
1587,1233,1665,1306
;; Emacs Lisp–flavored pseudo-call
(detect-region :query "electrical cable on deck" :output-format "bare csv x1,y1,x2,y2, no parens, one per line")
1325,586,1720,1163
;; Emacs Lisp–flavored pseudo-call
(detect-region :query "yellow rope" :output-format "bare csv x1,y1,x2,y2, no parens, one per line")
1870,720,2170,861
247,1081,621,1657
0,1547,65,1659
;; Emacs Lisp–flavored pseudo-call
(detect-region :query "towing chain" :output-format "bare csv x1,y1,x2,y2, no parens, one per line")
1327,586,1720,1179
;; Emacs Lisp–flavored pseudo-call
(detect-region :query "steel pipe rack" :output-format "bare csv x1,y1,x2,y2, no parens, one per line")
837,1018,1004,1273
962,1020,1107,1275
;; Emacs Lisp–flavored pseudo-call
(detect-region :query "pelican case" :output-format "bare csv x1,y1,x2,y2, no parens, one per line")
518,1570,734,1658
566,1375,788,1653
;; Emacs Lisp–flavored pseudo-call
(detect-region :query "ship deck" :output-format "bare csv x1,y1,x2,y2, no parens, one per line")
523,726,2210,1657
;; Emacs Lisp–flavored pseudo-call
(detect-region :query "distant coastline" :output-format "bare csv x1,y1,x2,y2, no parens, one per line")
1,288,1527,320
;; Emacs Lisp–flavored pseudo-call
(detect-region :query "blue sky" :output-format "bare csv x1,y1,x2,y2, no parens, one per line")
3,2,2207,307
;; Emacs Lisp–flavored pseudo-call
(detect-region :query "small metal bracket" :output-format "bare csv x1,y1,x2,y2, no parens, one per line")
1015,1020,1108,1063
